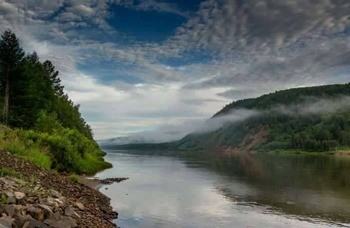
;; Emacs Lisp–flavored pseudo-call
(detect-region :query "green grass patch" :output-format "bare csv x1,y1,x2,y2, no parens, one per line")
70,173,79,183
0,167,23,179
1,195,8,204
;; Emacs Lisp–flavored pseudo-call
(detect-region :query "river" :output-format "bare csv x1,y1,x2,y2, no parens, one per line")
95,150,350,228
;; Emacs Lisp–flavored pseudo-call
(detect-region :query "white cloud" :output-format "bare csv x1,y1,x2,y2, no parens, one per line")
0,0,17,14
0,0,349,140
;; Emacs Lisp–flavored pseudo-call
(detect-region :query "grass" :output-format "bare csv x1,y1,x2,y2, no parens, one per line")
0,125,111,175
1,196,8,204
70,173,79,183
0,127,52,169
0,167,23,179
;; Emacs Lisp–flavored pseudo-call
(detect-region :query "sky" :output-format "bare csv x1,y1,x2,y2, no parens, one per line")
0,0,349,140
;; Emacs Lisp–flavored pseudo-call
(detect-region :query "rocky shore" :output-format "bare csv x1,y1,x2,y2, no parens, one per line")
0,151,117,227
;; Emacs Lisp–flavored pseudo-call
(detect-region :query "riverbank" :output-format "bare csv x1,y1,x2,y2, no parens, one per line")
78,176,129,190
266,149,350,156
0,151,117,227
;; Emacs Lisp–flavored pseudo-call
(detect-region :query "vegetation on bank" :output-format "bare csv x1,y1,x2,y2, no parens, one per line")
0,30,110,174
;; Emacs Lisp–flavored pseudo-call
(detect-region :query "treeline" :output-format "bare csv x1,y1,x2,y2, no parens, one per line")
0,30,110,174
0,30,93,138
215,83,350,117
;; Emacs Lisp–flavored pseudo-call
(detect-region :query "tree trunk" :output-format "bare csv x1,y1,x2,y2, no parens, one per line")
3,66,9,124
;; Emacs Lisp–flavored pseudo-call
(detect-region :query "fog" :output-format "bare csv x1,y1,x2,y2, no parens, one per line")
100,96,350,145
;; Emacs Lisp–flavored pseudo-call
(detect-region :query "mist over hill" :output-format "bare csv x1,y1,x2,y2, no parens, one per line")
102,83,350,153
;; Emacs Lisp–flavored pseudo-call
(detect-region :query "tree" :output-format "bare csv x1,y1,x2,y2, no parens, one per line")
43,60,64,97
0,30,25,124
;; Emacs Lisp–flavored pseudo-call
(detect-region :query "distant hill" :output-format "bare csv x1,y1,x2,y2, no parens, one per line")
105,83,350,153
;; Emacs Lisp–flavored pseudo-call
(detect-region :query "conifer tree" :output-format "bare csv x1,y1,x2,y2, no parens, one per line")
0,29,24,124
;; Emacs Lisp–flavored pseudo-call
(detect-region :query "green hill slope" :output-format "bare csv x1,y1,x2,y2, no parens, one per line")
175,83,350,152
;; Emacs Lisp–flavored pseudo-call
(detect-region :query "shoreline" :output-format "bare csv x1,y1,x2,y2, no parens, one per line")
266,149,350,156
78,176,129,190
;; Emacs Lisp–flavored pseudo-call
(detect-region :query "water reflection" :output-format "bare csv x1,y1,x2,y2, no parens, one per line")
96,151,350,227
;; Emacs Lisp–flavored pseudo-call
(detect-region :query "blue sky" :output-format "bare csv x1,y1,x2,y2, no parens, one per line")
0,0,350,140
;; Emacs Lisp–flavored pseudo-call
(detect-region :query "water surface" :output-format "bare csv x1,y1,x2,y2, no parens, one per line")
96,151,350,228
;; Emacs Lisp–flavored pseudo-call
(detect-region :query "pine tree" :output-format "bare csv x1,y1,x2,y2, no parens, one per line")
43,60,64,97
0,29,25,124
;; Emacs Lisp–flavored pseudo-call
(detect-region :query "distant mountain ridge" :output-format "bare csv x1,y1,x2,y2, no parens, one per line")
104,83,350,153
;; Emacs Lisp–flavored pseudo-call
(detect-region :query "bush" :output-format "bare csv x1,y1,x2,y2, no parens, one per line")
0,113,111,174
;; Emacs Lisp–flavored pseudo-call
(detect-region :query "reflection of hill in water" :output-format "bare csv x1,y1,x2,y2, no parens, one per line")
183,152,350,224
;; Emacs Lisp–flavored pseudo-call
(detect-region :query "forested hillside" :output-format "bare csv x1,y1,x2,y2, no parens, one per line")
175,83,350,152
107,83,350,153
0,30,111,174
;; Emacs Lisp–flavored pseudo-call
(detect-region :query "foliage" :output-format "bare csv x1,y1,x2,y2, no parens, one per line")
0,30,109,174
175,83,350,152
0,29,93,139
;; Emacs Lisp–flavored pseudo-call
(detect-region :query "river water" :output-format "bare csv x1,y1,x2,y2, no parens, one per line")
95,150,350,228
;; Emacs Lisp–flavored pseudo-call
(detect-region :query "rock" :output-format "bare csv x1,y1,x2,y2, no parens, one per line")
10,178,26,186
23,219,48,228
54,197,66,207
13,214,33,227
38,204,53,217
27,197,36,204
74,202,85,211
45,197,59,208
64,206,80,218
49,189,62,198
14,192,26,203
33,185,41,192
0,214,14,227
26,206,44,222
47,212,62,221
13,204,24,212
44,217,77,228
3,205,15,217
7,197,16,205
3,191,13,198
